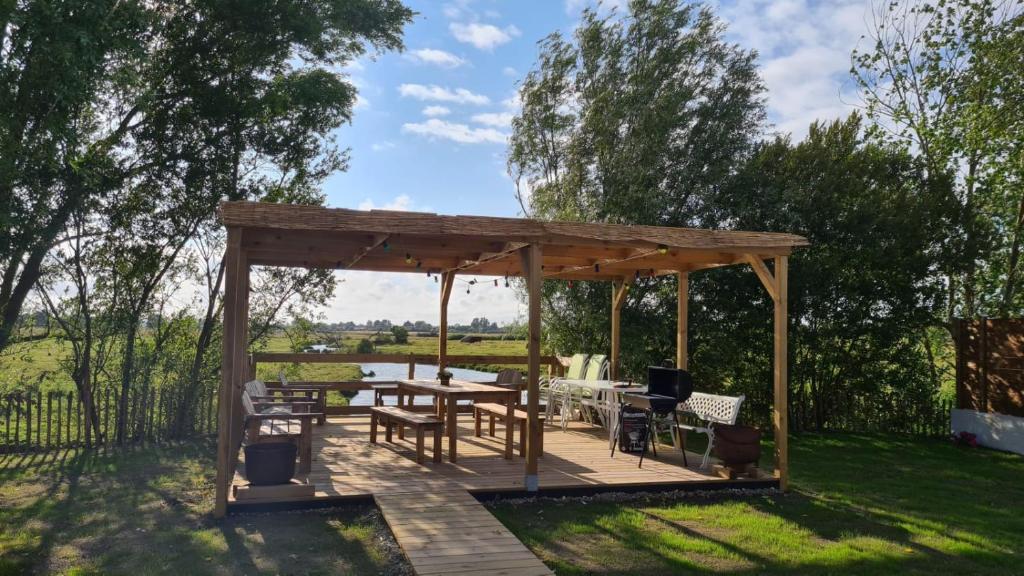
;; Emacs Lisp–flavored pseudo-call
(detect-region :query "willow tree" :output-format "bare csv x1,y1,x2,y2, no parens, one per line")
507,0,765,375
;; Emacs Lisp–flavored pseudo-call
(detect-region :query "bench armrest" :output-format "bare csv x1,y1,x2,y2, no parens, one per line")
246,412,323,421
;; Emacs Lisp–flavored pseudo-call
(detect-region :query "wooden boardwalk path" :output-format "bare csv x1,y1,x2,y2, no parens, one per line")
375,489,553,576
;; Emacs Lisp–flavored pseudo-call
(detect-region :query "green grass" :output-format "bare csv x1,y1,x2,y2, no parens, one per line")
490,433,1024,575
0,440,407,575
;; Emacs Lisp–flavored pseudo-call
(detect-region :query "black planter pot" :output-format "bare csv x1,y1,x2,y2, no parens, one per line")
244,442,297,485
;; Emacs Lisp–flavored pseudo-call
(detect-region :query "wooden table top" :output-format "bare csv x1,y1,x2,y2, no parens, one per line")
398,379,516,397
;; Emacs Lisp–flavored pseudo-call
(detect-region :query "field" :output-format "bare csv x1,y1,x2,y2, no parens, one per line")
0,333,525,400
1,432,1020,575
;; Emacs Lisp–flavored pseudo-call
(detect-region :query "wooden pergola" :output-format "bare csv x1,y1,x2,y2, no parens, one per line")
214,201,808,517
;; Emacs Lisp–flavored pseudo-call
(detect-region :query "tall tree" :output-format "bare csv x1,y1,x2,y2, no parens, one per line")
852,0,1024,318
0,0,414,356
507,0,765,374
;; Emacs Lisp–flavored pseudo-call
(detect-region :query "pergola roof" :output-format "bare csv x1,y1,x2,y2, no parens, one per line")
220,201,808,280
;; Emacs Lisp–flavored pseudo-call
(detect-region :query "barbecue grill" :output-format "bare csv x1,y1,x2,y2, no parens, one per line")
610,366,693,467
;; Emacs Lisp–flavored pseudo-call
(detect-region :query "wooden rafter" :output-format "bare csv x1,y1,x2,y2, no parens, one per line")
745,254,779,301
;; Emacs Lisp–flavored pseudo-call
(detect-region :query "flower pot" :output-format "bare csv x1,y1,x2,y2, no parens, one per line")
712,424,761,466
244,442,297,485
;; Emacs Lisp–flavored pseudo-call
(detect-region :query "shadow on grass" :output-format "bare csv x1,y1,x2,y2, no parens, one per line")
490,432,1024,575
0,441,407,576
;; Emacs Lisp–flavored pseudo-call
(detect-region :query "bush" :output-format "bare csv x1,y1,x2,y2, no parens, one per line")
355,339,374,354
391,326,409,344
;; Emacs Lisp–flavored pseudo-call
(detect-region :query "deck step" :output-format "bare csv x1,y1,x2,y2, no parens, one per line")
375,489,553,576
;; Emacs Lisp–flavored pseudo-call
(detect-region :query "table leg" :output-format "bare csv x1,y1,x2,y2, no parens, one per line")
504,397,514,459
446,398,458,463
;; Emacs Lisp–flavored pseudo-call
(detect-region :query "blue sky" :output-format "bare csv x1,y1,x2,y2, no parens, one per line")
321,0,869,325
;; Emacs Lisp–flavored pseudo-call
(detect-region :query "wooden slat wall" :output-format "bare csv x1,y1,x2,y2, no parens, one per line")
956,318,1024,417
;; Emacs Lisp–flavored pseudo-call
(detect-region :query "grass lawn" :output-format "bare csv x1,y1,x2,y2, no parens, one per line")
0,440,409,576
490,433,1024,575
1,433,1020,575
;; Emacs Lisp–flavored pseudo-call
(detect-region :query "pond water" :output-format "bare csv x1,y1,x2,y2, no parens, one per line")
346,363,499,407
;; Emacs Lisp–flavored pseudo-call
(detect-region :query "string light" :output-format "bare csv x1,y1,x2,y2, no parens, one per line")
381,240,390,251
594,263,600,273
657,244,668,255
504,276,510,288
416,260,422,269
405,253,413,264
434,276,438,283
493,279,498,287
635,270,641,280
568,280,574,288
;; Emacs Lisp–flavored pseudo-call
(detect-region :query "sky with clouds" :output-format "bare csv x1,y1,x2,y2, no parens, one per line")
320,0,870,326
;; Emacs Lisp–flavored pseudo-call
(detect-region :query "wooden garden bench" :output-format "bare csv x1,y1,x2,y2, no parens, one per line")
241,390,322,474
473,403,545,457
370,406,442,464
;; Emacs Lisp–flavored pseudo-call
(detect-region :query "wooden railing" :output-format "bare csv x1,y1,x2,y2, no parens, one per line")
249,352,565,415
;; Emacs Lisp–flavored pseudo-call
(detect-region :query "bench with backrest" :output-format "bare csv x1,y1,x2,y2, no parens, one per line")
241,388,322,474
277,373,329,424
369,406,443,464
674,392,745,468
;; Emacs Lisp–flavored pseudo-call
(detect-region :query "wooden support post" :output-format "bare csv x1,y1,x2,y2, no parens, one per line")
215,227,248,518
519,244,542,491
773,256,789,491
745,253,789,491
610,278,630,380
677,271,688,370
438,271,455,372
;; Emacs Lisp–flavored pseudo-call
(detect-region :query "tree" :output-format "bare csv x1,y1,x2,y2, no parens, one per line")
704,115,954,430
391,325,409,344
507,0,765,373
852,0,1024,318
0,0,414,356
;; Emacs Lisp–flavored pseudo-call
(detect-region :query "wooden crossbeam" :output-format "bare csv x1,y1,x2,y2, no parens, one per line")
447,242,527,274
745,254,778,301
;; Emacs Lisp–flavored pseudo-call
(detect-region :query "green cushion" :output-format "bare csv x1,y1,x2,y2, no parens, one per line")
584,354,608,381
566,353,590,379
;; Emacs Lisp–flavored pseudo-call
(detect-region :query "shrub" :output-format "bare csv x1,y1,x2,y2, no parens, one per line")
355,339,375,354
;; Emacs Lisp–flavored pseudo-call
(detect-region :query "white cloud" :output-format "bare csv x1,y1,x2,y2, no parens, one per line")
471,112,514,127
715,0,868,139
354,93,370,110
449,22,521,50
371,141,395,152
422,105,452,117
501,93,522,111
358,194,413,211
404,48,467,68
398,84,490,105
327,270,522,325
502,66,518,77
402,118,508,145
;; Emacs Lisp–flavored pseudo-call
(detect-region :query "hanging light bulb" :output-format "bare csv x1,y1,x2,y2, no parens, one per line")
427,270,432,278
657,244,668,255
381,240,390,251
416,260,422,269
493,279,498,287
594,263,600,273
466,287,471,294
405,253,413,264
634,270,641,280
434,276,438,283
568,280,574,288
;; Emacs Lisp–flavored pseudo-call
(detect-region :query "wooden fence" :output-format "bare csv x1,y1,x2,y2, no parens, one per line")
956,318,1024,417
0,385,218,453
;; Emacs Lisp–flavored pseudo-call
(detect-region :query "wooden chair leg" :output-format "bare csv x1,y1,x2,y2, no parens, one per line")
474,409,482,437
398,419,405,440
299,419,312,474
432,427,442,463
385,419,393,443
416,427,425,465
488,415,496,437
370,413,378,443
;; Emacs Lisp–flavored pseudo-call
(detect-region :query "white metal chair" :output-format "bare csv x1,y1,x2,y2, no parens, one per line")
541,354,589,423
674,392,745,468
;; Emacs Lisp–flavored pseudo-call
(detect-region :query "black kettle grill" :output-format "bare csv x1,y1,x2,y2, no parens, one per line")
611,366,694,467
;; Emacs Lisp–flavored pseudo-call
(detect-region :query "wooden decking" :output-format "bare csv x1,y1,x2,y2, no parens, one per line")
376,489,553,575
229,415,775,575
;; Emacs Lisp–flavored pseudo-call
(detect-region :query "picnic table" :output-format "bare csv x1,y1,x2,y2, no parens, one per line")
397,379,518,463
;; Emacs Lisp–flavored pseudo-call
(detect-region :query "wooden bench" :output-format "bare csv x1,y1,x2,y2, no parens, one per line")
241,391,322,475
370,406,443,464
473,403,545,457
